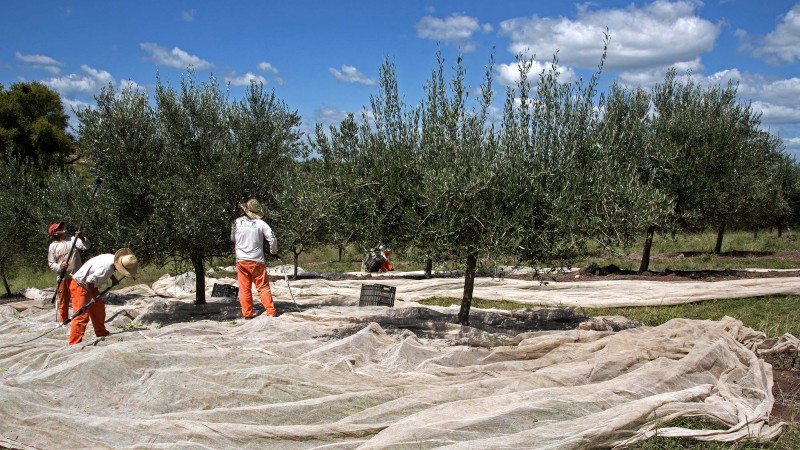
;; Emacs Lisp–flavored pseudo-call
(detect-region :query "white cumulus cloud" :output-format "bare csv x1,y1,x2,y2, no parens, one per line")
750,4,800,64
15,51,64,74
140,42,213,70
497,59,577,87
499,0,720,70
42,64,114,95
329,65,376,85
15,51,63,66
225,72,268,87
416,13,492,53
258,61,284,86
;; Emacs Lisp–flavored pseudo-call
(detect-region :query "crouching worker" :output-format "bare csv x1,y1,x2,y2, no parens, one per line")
68,248,138,345
232,198,278,319
363,243,394,273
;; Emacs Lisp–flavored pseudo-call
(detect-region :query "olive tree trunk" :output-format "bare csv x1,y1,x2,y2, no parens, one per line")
714,225,725,255
638,224,658,273
191,254,206,305
457,253,478,326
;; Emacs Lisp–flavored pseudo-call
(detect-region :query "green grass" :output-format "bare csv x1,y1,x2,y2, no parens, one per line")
577,230,800,272
418,296,531,311
584,295,800,338
628,418,800,449
419,295,799,338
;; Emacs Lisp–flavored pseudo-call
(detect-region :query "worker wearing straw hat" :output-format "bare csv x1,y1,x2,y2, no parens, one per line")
68,248,138,345
231,198,278,319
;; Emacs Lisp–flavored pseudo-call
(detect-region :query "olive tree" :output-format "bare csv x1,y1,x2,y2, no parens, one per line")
78,73,302,304
649,70,780,253
501,41,668,281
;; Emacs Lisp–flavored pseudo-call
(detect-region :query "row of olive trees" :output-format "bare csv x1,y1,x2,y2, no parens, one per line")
309,41,672,324
305,46,792,323
600,70,794,271
1,60,795,330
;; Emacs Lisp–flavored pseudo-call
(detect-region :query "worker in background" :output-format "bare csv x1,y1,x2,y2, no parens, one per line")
363,243,394,273
47,221,90,322
68,248,138,345
231,198,278,319
378,244,394,272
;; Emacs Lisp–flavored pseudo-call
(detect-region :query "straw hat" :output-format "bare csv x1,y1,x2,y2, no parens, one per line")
114,248,139,279
239,198,264,220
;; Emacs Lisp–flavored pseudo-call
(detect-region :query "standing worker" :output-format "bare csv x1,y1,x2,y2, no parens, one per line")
68,248,138,345
47,222,90,322
232,198,278,319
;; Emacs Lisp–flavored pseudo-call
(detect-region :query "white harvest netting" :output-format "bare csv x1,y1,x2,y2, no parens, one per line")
1,271,798,449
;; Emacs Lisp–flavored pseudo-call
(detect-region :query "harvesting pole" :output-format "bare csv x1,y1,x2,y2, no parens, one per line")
50,173,103,318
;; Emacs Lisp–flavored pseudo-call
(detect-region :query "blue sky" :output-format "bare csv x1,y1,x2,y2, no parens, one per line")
3,1,800,157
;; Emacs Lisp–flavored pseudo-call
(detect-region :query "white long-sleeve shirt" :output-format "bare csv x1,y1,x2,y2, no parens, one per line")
72,253,115,288
48,236,90,274
231,216,277,263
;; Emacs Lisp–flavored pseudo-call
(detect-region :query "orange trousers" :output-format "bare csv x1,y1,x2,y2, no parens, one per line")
68,282,110,346
55,278,73,322
236,260,276,318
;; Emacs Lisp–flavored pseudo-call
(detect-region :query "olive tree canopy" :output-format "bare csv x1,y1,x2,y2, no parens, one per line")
78,73,302,304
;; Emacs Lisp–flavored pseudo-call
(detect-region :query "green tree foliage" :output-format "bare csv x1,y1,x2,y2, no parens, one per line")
0,82,87,296
414,52,506,324
78,73,302,304
501,47,668,278
0,82,74,170
649,69,784,253
0,161,89,296
314,40,668,325
274,159,338,278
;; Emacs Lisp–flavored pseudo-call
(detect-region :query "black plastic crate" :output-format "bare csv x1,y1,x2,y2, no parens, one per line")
359,284,396,307
211,283,239,298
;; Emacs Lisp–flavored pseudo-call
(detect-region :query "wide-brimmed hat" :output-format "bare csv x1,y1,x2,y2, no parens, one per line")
48,222,65,236
114,248,139,279
239,198,263,220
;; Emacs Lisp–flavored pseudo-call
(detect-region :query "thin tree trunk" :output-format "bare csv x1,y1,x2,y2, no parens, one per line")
639,224,657,273
425,258,433,278
457,253,478,326
338,245,344,262
293,251,300,279
753,229,759,239
714,225,725,255
778,226,784,238
0,261,11,297
191,254,206,305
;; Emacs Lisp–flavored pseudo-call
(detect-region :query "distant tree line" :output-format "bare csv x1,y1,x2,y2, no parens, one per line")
1,43,797,324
